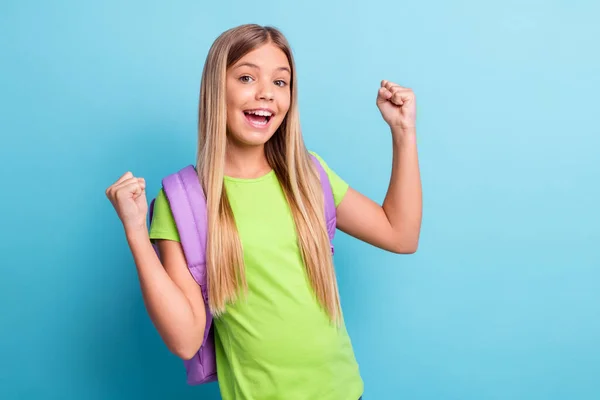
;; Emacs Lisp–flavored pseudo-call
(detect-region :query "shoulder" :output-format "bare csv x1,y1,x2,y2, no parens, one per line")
308,151,335,176
309,151,326,165
153,188,170,212
149,188,181,242
308,151,349,207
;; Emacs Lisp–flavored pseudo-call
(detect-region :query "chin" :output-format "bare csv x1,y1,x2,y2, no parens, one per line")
229,119,283,147
227,130,273,148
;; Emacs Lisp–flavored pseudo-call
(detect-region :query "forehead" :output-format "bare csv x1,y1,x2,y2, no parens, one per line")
232,43,290,73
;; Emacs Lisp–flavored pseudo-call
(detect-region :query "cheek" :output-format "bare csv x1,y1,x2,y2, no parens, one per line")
226,91,247,123
226,83,252,109
280,100,291,117
278,92,291,114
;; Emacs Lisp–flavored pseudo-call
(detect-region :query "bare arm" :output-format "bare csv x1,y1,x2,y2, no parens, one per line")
336,128,422,254
126,229,206,359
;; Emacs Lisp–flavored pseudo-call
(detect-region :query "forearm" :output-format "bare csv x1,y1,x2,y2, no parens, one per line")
382,127,422,252
126,229,204,358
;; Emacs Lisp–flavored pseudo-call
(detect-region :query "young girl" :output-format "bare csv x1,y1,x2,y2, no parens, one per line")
106,24,422,400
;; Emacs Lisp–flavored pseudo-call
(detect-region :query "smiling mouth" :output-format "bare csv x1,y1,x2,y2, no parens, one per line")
243,110,273,127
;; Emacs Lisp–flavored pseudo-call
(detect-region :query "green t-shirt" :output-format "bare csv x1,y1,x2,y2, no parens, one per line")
149,152,364,400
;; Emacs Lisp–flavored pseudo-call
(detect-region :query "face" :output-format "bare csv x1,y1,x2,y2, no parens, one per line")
225,43,292,148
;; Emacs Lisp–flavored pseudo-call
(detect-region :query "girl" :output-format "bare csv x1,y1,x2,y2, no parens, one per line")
106,24,422,400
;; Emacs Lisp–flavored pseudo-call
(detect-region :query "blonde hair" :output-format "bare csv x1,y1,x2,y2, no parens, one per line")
196,24,341,325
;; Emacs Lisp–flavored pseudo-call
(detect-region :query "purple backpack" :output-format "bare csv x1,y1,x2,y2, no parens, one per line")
148,154,337,385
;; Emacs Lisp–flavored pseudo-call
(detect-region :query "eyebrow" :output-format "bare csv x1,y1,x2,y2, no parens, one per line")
234,62,291,74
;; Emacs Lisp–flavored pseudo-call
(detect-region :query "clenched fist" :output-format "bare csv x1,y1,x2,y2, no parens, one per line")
105,171,148,233
376,80,416,131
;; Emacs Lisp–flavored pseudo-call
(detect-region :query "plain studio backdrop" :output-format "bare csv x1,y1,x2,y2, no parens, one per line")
1,1,598,399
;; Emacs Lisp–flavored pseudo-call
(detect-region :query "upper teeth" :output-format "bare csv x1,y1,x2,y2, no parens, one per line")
247,110,272,117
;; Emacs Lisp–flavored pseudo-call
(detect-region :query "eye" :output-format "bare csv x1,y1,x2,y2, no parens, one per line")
239,75,254,83
274,80,287,87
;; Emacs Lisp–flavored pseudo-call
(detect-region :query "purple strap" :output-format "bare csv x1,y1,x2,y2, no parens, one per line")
162,166,208,287
161,166,217,385
309,154,336,253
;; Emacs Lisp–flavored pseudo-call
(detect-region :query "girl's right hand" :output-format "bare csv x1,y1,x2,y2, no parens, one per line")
105,172,148,233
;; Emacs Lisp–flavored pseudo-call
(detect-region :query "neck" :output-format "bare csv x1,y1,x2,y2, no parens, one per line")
224,142,272,179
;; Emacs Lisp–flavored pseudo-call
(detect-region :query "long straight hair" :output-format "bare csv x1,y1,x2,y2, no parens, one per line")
196,24,341,325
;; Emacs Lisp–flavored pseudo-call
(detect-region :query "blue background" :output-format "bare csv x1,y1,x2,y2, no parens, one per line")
1,1,598,399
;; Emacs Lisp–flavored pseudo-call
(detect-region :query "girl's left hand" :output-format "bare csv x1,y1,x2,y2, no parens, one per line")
376,80,416,131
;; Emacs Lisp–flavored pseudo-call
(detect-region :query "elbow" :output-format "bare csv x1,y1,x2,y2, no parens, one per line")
169,320,206,360
169,330,205,360
393,246,417,255
392,238,419,254
179,350,198,361
407,245,418,254
172,342,201,361
389,225,421,254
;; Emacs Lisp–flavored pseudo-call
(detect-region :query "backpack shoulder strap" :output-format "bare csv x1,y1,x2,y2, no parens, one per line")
159,165,217,385
309,154,336,254
161,165,208,291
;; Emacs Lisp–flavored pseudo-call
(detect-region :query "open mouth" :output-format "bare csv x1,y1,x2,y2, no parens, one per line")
243,109,273,127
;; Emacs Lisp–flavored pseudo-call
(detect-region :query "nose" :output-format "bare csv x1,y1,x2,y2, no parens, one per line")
256,81,274,101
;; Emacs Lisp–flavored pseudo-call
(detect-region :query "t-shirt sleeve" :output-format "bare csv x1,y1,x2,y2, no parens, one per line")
149,188,181,242
310,151,349,207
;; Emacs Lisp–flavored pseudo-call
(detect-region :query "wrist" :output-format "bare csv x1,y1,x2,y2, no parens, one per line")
125,225,149,244
391,126,416,145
